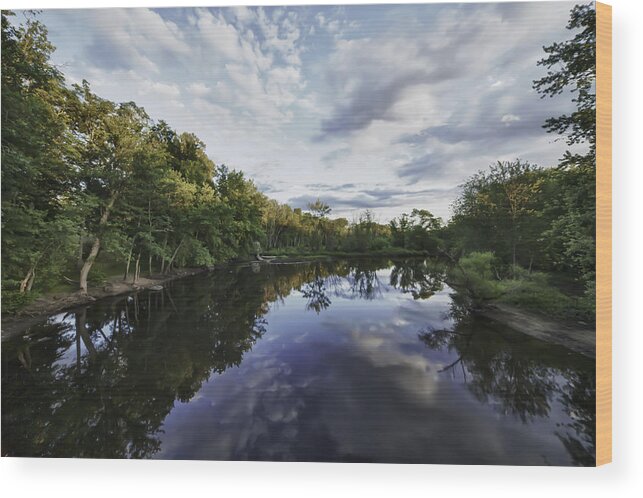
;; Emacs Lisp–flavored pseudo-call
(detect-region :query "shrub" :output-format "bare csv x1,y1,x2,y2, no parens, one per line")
448,251,504,302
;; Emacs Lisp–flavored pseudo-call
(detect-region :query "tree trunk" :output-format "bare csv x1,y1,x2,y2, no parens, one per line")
19,267,35,294
160,234,168,274
134,252,141,284
164,237,185,274
79,192,118,294
512,243,516,273
148,199,153,276
511,219,517,279
124,238,135,281
26,268,35,292
20,249,46,293
77,233,84,270
79,237,101,295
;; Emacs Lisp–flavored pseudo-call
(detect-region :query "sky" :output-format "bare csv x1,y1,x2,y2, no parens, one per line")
31,1,584,222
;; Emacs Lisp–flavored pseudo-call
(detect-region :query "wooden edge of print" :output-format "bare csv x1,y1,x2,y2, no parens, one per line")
596,1,612,467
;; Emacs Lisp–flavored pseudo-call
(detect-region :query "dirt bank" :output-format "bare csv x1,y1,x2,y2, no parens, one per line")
1,268,209,339
479,302,596,358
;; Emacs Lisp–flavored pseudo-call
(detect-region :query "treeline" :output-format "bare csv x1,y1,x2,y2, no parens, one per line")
261,200,439,254
1,4,596,317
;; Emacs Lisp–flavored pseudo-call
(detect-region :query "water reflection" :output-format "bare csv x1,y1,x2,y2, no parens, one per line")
1,258,595,464
419,316,596,465
389,258,445,300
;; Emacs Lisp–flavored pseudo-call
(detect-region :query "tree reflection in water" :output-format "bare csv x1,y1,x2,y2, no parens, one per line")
301,277,332,313
2,258,595,464
418,302,596,466
2,265,279,458
389,258,445,300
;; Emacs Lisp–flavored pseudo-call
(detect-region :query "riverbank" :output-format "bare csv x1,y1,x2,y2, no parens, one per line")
2,252,406,337
479,302,596,358
1,267,210,339
2,255,596,359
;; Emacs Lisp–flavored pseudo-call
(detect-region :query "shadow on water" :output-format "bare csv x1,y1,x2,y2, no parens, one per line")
1,257,595,464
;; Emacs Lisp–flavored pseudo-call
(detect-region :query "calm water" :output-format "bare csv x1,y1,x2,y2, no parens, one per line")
1,258,595,465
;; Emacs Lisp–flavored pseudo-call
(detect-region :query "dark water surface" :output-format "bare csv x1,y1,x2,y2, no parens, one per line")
1,258,595,465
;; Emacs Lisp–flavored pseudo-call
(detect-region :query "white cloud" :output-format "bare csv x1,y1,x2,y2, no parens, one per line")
187,82,211,98
501,114,521,124
38,2,583,222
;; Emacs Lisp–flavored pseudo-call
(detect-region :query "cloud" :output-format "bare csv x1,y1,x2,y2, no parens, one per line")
321,147,351,165
36,2,582,222
81,8,191,74
397,154,446,181
501,114,521,124
287,185,458,215
187,82,211,98
305,182,356,190
288,193,395,211
312,1,580,189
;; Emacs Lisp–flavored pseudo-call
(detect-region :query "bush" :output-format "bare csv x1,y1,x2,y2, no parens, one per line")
448,252,594,322
498,276,594,322
448,251,504,302
87,267,108,286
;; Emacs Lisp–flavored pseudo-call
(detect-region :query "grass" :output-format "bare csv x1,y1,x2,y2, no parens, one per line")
447,252,595,323
496,278,594,323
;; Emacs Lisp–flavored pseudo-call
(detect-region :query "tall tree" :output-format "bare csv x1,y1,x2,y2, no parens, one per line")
307,198,331,218
533,2,597,303
69,83,163,293
533,2,596,167
1,11,79,294
450,160,546,271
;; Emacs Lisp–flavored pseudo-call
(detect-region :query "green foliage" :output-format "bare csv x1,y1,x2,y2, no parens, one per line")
1,289,37,314
448,252,504,302
307,198,331,218
87,267,108,286
447,252,594,321
342,210,391,252
1,11,269,303
390,209,443,252
533,2,596,166
497,263,594,322
446,0,598,311
449,160,546,268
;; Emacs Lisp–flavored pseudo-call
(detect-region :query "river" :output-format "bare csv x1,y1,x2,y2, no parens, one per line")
1,258,595,464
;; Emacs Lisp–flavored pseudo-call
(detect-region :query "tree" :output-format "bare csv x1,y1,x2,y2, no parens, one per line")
533,2,597,306
533,2,596,167
1,11,79,295
305,198,332,250
450,160,546,272
69,84,163,293
390,209,442,252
